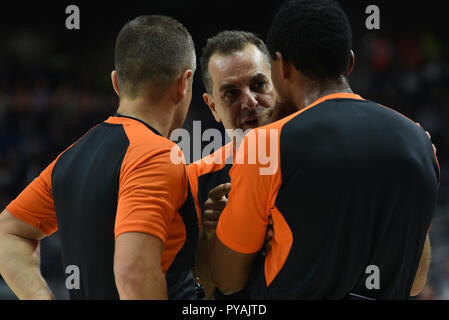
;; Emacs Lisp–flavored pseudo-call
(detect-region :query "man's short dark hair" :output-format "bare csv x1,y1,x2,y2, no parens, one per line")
266,0,352,83
200,31,270,94
114,15,196,99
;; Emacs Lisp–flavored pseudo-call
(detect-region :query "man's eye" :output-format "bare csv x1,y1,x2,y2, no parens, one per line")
253,81,268,91
223,90,239,100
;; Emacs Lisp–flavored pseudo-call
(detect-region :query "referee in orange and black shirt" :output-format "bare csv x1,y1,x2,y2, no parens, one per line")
187,31,278,299
209,0,439,299
0,16,199,300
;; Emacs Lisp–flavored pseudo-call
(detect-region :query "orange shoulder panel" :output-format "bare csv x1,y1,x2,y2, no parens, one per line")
114,119,187,241
6,159,58,235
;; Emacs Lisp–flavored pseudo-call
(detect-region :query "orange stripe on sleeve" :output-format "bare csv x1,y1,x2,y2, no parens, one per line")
6,160,58,236
115,147,186,244
114,121,188,248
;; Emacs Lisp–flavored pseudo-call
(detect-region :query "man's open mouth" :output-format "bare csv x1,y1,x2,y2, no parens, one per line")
243,119,259,127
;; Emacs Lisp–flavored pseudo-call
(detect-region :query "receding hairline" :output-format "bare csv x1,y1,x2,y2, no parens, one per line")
201,30,270,93
205,43,271,95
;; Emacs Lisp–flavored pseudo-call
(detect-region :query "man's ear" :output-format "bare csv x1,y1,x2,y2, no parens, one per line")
111,70,120,97
203,93,222,123
276,52,291,81
176,69,194,102
346,50,355,77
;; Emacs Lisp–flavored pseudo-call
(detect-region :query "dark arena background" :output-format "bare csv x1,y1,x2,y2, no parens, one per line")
0,0,448,300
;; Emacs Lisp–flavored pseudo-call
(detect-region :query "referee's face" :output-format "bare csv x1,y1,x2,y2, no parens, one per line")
204,44,277,132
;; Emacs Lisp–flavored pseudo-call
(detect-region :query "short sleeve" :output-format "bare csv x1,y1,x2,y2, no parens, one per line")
114,146,187,243
6,160,58,235
216,129,281,254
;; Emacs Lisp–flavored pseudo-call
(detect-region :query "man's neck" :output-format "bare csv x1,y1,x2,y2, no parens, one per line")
294,76,353,109
116,98,175,138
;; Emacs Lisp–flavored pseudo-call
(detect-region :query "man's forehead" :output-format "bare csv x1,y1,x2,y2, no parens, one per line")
209,45,270,88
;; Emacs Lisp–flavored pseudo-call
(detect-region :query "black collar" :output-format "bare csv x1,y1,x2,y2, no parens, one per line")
112,113,162,137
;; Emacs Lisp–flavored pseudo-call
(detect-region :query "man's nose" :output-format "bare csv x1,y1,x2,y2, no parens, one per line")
241,89,258,111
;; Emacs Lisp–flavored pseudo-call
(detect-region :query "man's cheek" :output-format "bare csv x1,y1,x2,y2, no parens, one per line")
260,94,277,109
257,108,274,127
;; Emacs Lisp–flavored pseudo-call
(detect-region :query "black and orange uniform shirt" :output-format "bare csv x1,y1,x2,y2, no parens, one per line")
188,141,259,300
6,114,199,300
216,93,440,299
187,142,234,229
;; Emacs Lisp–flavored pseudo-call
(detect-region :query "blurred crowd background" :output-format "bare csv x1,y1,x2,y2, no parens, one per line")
0,0,448,299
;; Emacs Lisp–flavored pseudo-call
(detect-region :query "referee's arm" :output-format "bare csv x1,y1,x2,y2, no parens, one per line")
209,232,259,295
0,209,54,299
0,161,57,300
114,232,167,299
410,234,431,296
409,126,437,296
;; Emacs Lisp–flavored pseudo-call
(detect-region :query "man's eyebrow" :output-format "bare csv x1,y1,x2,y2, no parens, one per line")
219,83,238,93
250,73,269,83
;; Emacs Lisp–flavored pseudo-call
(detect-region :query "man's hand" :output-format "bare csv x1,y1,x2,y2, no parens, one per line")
203,183,274,254
203,183,231,233
416,122,437,154
425,131,437,155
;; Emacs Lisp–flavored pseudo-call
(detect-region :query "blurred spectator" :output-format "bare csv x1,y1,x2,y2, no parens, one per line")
371,36,393,71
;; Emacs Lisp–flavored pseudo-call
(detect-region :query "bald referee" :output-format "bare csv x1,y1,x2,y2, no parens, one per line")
0,15,199,299
209,0,439,299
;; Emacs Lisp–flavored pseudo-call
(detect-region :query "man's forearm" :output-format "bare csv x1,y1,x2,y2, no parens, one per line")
114,232,168,299
410,235,431,296
209,233,257,295
194,230,216,299
0,233,54,299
